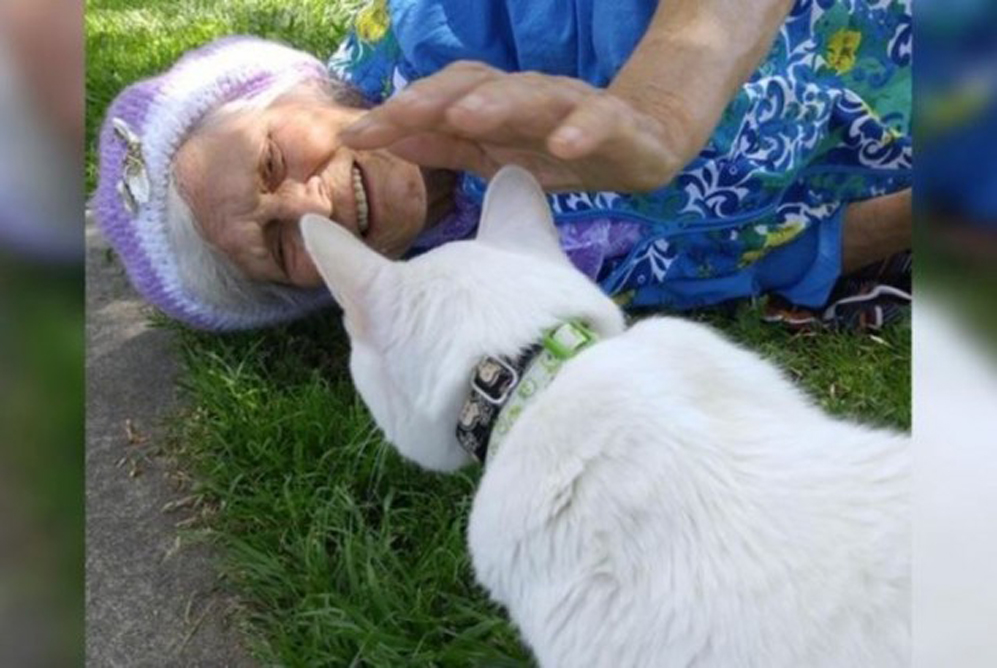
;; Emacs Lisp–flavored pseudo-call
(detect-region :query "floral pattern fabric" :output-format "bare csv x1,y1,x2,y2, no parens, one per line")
329,0,912,311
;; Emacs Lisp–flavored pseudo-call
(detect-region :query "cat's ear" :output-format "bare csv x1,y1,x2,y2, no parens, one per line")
301,214,389,334
477,165,566,263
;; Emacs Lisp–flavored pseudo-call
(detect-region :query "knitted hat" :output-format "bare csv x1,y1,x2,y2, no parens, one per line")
91,36,336,330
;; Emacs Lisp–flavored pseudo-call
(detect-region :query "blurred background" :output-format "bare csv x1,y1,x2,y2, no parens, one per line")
0,0,83,665
915,0,997,665
0,0,994,664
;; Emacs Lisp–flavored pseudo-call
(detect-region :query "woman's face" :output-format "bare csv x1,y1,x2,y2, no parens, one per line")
174,84,429,287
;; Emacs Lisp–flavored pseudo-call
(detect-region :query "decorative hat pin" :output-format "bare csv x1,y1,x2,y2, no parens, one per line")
112,118,151,215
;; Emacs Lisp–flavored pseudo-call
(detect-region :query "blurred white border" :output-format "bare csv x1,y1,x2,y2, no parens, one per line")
914,296,997,667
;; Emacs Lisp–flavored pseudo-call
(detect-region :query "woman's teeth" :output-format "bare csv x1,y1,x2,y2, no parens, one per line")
352,165,369,236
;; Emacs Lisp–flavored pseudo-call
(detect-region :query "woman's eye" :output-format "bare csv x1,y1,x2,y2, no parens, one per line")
264,140,281,189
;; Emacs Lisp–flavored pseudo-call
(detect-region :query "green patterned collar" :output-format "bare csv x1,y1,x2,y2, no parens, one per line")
455,321,599,465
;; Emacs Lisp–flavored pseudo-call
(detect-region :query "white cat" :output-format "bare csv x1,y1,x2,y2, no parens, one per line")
301,166,910,668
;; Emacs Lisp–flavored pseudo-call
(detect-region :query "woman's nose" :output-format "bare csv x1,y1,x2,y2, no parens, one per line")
277,176,332,220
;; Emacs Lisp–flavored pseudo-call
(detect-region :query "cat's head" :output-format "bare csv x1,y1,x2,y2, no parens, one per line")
302,166,624,471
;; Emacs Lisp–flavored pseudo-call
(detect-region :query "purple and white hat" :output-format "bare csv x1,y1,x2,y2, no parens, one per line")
91,36,335,330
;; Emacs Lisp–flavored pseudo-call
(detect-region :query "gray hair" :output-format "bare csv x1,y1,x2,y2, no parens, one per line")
164,75,366,317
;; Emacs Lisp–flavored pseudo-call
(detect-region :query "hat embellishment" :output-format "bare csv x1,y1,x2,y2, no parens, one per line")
112,117,151,215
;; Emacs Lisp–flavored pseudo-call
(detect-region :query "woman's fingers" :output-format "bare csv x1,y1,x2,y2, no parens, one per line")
344,65,687,192
548,93,683,191
384,132,501,176
445,73,586,139
385,131,580,190
340,61,501,148
547,93,628,159
344,67,593,151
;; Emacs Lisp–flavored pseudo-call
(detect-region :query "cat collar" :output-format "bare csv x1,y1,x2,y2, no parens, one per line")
456,321,598,464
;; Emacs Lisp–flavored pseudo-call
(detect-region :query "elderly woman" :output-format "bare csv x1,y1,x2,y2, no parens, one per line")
93,0,912,331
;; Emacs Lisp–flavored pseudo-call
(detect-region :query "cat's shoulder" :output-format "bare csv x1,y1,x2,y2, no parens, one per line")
622,315,737,348
585,315,757,373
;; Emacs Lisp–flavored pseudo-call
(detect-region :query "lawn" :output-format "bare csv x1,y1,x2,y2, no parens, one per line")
86,1,911,665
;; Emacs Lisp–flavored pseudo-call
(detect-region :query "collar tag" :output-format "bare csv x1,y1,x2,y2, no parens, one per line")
470,356,519,406
456,321,599,465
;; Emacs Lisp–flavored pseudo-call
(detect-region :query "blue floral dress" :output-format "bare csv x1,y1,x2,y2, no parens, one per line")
329,0,912,311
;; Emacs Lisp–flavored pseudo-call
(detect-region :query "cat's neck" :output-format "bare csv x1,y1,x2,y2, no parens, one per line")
379,247,628,472
456,320,601,464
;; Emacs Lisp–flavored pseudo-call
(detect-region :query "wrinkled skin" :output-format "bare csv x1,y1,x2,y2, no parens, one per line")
174,84,442,288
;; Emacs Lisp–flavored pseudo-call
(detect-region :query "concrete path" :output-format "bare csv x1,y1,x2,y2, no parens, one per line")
85,224,255,667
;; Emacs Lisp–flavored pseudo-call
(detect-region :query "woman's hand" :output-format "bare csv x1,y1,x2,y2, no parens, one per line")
340,0,794,194
339,61,697,193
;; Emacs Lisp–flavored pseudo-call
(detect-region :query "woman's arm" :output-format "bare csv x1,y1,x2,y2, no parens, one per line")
341,0,795,192
597,0,796,164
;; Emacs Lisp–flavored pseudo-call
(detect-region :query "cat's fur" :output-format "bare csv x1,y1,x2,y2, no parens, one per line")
301,166,910,667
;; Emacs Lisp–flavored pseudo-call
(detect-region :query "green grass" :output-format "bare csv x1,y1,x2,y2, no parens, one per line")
169,313,530,665
87,2,910,665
